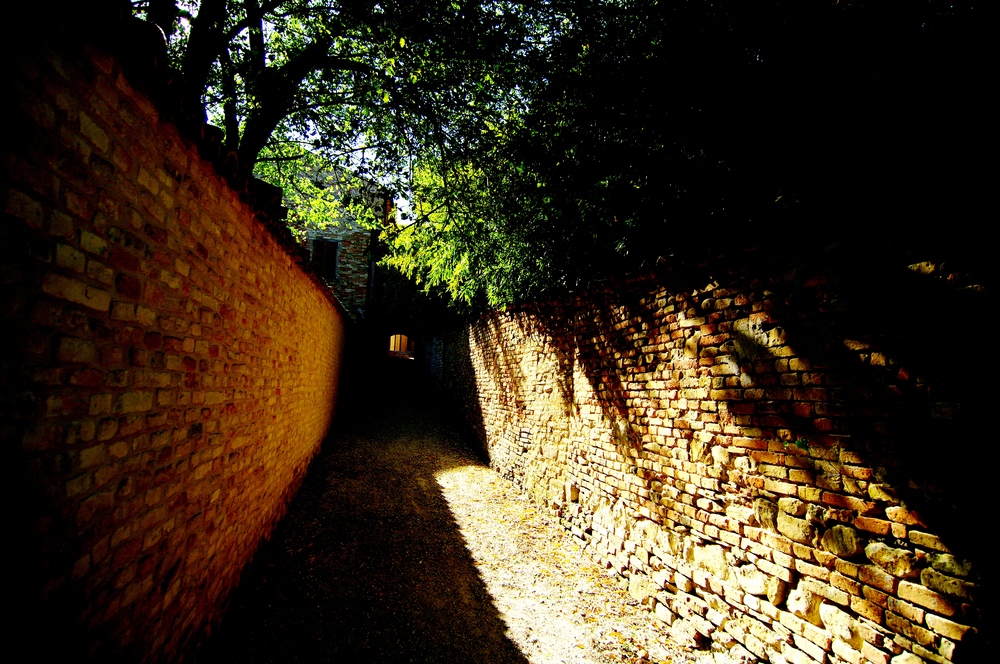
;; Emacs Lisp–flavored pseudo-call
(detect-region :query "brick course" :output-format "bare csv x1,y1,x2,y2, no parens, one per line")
5,29,344,661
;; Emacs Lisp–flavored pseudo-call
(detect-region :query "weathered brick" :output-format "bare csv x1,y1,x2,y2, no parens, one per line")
764,478,798,495
822,492,877,514
116,273,142,299
885,611,935,647
66,472,91,497
58,336,96,363
79,111,110,152
925,614,974,640
5,188,44,228
89,393,113,416
801,577,849,606
861,641,890,664
831,638,862,664
885,506,925,526
887,596,925,623
110,301,136,321
137,167,159,194
792,633,828,662
108,245,140,272
48,209,74,237
56,243,85,272
854,516,892,535
79,444,107,469
830,571,861,596
908,531,950,553
850,596,883,622
136,306,157,326
86,259,114,285
860,565,898,594
117,391,154,413
80,230,109,255
43,273,111,311
97,418,119,440
898,580,957,617
108,440,129,458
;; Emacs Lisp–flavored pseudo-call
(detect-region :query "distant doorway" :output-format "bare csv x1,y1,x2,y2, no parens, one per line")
388,334,415,360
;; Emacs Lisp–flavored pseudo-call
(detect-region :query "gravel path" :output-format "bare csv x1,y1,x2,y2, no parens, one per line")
196,406,697,664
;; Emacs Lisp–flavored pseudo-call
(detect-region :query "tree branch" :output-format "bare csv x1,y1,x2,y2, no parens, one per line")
148,0,178,37
255,153,307,163
242,0,267,83
181,0,230,103
219,47,241,153
221,0,283,42
237,36,335,177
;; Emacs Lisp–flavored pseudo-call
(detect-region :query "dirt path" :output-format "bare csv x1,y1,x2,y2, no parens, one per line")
196,406,697,664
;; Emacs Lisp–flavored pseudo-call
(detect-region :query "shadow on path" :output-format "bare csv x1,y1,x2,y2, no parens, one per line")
195,405,527,663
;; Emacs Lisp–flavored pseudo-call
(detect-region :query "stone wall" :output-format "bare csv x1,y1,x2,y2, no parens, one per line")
4,25,345,661
440,246,987,664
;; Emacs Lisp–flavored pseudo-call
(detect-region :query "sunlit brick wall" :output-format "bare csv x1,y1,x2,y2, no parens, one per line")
442,252,986,664
4,32,344,661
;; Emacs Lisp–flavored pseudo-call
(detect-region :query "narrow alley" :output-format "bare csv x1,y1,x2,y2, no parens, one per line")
194,404,696,663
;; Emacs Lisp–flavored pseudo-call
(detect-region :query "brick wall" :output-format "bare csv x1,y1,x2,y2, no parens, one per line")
4,27,344,661
439,246,988,663
307,223,372,319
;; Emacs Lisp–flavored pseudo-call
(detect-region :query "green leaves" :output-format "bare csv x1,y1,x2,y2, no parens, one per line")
141,1,545,187
388,0,996,311
139,2,993,313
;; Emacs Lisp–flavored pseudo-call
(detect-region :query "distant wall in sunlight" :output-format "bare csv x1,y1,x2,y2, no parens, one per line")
439,244,988,663
5,23,344,662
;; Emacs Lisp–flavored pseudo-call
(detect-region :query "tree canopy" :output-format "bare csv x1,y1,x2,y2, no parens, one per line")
135,0,550,202
136,1,996,310
383,0,996,308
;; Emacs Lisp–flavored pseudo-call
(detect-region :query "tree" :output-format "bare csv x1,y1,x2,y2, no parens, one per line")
133,2,995,310
133,1,552,193
381,0,997,308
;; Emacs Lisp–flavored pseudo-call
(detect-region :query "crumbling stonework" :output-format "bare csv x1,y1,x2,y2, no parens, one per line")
4,26,344,661
439,250,986,663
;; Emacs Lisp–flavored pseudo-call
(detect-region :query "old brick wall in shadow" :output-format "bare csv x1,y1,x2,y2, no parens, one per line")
440,244,989,663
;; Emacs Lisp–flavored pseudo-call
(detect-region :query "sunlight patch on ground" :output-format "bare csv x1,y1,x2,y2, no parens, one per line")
433,464,696,664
